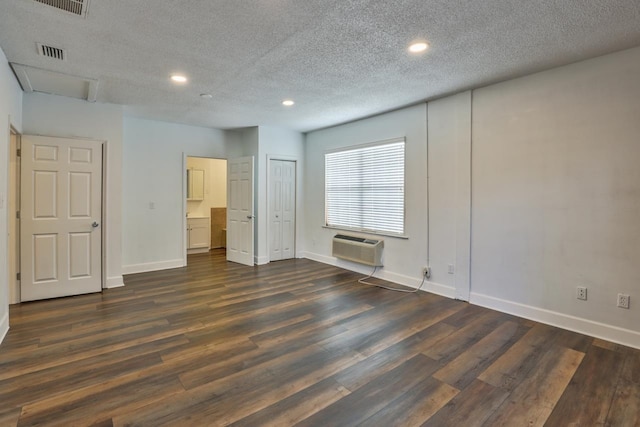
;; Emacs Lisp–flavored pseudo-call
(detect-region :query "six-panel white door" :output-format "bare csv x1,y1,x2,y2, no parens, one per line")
21,136,103,301
269,160,296,261
227,156,254,266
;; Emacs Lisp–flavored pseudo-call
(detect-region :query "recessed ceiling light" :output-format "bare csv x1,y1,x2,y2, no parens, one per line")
170,74,188,83
200,93,213,99
282,99,295,106
408,42,429,53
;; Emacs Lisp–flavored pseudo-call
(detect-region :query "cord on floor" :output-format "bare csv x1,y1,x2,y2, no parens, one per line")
358,266,427,293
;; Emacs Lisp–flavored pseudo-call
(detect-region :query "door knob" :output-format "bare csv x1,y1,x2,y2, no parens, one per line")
247,215,254,219
91,221,99,228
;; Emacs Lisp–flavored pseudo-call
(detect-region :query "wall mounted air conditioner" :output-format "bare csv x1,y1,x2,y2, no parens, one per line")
332,234,384,267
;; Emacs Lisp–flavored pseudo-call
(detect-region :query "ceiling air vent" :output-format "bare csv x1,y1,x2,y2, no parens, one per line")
37,43,65,60
33,0,88,17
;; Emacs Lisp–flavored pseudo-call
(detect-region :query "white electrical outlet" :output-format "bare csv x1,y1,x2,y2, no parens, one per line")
447,264,455,274
617,293,630,309
576,287,587,301
422,267,431,278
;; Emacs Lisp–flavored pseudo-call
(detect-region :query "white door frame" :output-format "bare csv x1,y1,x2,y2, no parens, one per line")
101,140,109,289
181,153,227,266
7,125,20,304
266,154,300,262
182,153,188,267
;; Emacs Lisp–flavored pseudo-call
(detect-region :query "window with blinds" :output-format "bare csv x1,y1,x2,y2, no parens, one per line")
325,138,405,236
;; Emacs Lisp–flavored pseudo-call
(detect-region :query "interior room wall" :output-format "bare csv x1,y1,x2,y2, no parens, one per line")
22,92,124,289
0,46,23,343
225,127,259,160
186,156,227,217
303,104,447,295
122,116,228,274
470,46,640,346
256,126,305,264
427,91,472,300
303,46,640,348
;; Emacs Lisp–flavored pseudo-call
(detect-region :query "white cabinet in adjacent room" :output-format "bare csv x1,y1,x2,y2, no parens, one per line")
187,217,210,253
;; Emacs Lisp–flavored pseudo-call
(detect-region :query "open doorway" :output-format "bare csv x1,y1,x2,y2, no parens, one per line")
184,156,227,263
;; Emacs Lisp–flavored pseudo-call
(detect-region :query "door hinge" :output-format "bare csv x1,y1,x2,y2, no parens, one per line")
16,272,20,281
16,211,20,219
16,148,21,157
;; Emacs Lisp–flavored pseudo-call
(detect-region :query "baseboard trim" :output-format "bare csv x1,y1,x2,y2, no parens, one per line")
105,276,125,289
187,248,209,255
302,251,456,299
256,256,270,266
301,252,640,349
0,311,9,346
122,259,185,275
470,292,640,350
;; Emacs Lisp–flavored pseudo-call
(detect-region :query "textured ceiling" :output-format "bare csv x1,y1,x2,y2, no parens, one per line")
1,0,640,132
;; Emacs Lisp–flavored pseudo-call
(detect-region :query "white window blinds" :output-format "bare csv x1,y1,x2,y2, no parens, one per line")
325,138,405,236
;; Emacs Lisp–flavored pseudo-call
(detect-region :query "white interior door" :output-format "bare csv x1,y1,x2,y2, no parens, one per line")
227,156,254,266
20,135,103,302
269,159,296,261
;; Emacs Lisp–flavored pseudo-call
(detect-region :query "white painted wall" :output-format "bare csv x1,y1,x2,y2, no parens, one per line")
303,104,449,295
257,126,305,264
186,157,227,217
303,46,640,348
125,124,301,270
427,92,472,300
0,47,23,343
470,46,640,345
22,92,124,289
225,127,258,159
122,117,228,273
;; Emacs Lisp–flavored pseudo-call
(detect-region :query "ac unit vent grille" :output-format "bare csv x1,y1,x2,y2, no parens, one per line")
37,43,65,60
334,234,366,243
33,0,87,17
332,235,383,267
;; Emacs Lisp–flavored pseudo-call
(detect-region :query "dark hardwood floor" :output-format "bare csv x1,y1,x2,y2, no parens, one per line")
1,249,639,426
